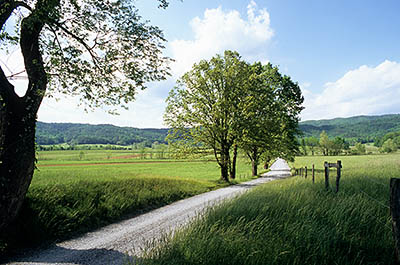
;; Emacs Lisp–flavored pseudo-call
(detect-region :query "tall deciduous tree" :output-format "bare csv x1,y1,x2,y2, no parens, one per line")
165,53,304,179
305,136,319,155
164,51,248,181
0,0,172,233
238,62,303,176
319,131,330,156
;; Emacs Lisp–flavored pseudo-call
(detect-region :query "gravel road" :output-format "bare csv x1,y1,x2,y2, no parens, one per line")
4,159,291,265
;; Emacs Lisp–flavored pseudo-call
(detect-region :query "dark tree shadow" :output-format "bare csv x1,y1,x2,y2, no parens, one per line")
3,245,140,265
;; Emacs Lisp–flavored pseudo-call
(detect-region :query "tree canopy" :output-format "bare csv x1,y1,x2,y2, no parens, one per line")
164,50,248,181
1,0,172,109
0,0,172,234
165,50,303,181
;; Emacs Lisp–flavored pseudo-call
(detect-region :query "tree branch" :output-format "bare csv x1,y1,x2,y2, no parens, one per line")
0,65,18,101
51,20,101,70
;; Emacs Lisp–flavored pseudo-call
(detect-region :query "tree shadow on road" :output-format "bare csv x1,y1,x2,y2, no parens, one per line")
3,245,139,265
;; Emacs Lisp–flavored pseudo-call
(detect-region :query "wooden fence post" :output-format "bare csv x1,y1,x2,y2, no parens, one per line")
312,164,315,184
305,166,308,178
335,160,342,193
390,178,400,263
324,161,329,190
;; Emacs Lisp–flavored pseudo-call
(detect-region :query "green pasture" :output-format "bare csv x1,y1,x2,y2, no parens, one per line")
140,153,397,265
33,150,256,187
1,149,258,255
36,149,170,164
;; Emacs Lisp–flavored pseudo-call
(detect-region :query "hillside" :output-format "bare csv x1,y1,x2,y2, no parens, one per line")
299,114,400,142
36,114,400,146
36,122,168,146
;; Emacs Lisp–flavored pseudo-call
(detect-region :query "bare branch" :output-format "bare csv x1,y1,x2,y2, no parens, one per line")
6,69,27,80
51,20,101,70
14,1,32,11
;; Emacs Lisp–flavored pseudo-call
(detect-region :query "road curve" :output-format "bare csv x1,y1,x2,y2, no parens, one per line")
5,160,290,265
262,158,291,178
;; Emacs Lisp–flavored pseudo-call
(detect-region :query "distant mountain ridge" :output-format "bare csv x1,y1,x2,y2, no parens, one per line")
299,114,400,142
36,114,400,145
36,122,168,146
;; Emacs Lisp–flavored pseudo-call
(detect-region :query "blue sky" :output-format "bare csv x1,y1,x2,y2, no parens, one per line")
5,0,400,127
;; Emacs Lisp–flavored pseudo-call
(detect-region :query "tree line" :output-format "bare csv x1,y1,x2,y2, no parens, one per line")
300,131,367,156
36,122,168,146
300,129,400,156
299,114,400,145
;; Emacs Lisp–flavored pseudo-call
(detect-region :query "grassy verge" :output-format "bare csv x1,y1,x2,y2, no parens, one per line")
139,154,396,265
2,178,215,252
1,151,258,257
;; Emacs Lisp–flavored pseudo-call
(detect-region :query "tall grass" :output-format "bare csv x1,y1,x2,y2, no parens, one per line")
139,154,396,264
2,178,212,250
1,150,258,256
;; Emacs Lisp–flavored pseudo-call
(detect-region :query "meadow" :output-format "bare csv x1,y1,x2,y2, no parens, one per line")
0,149,258,255
139,153,397,265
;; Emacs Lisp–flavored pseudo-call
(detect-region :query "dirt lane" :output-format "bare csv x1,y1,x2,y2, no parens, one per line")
5,160,290,265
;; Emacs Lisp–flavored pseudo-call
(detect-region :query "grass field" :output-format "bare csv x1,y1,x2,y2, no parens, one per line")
139,153,397,265
1,150,259,255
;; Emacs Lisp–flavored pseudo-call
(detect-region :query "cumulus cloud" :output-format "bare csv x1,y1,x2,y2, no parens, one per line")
170,0,274,77
301,60,400,121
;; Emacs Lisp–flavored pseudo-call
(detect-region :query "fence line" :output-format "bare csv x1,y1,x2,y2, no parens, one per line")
358,188,390,210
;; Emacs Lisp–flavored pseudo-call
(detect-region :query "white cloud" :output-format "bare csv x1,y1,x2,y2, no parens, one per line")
170,1,274,77
301,60,400,121
5,1,275,128
37,80,171,128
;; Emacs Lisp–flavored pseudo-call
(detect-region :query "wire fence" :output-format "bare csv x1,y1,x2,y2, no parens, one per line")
293,161,392,231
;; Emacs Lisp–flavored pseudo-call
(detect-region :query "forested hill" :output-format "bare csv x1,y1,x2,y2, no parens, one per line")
36,122,168,146
299,114,400,142
36,114,400,146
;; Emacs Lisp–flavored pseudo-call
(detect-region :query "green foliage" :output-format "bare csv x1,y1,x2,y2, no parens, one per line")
36,122,168,146
165,51,303,180
300,114,400,144
304,136,318,155
380,139,398,153
164,51,249,181
319,131,330,156
376,130,400,147
318,131,348,156
140,154,395,265
353,142,366,155
1,0,172,109
239,62,303,169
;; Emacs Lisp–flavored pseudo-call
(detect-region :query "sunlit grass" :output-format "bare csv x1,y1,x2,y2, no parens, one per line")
139,153,396,265
1,150,259,255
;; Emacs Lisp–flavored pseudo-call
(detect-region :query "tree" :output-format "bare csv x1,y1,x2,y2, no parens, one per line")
305,136,319,155
0,0,172,233
319,131,331,156
238,63,303,176
354,142,366,155
300,138,308,156
164,51,248,181
380,139,397,153
331,137,345,155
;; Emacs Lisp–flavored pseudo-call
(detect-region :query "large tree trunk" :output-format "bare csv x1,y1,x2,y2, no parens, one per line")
229,144,237,179
0,6,47,233
218,142,230,182
248,146,259,177
220,163,229,182
251,160,258,176
0,97,37,233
